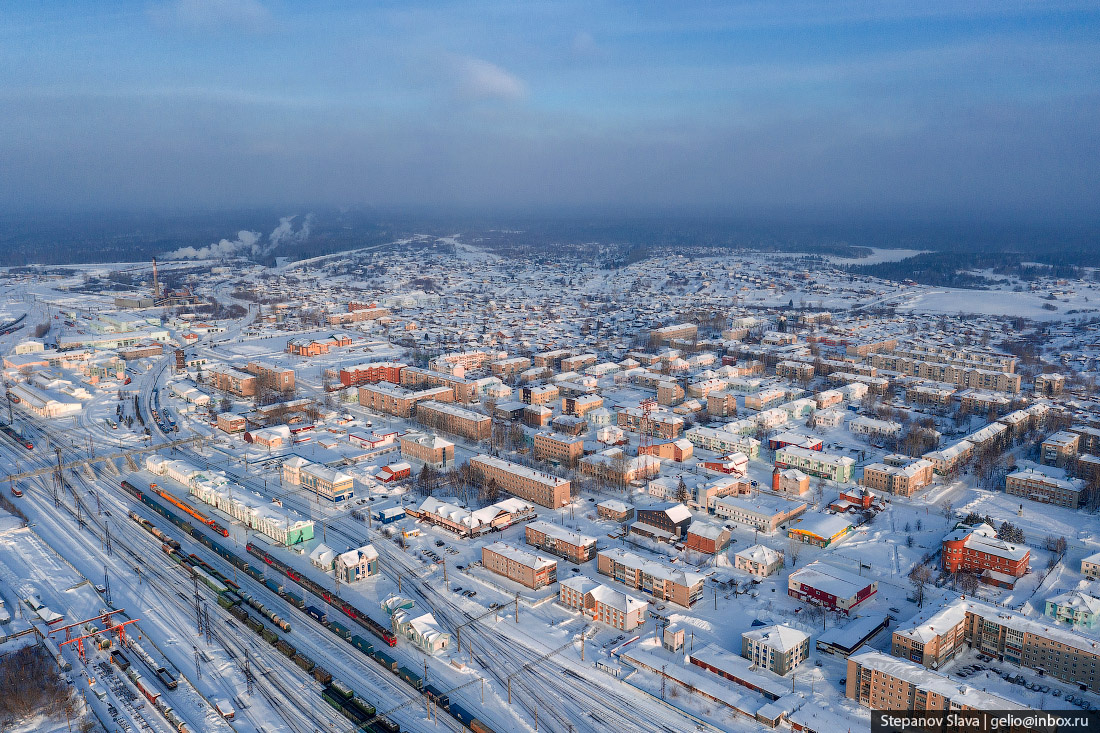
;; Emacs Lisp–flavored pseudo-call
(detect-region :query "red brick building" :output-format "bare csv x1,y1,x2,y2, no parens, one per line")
338,362,406,388
940,524,1029,587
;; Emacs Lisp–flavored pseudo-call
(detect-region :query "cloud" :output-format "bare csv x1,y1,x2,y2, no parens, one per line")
148,0,271,33
452,57,526,102
166,230,260,259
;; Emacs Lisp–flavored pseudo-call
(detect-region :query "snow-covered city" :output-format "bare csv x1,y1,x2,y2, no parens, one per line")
1,234,1100,732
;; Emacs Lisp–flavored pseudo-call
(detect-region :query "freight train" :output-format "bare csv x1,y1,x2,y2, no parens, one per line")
121,479,227,537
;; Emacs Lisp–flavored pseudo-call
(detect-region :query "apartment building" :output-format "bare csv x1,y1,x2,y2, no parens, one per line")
118,343,164,360
650,323,697,346
788,562,877,614
845,338,898,357
706,390,739,418
430,350,496,374
469,454,571,508
685,426,761,459
532,432,585,466
562,394,604,418
923,440,973,475
521,383,560,405
848,416,902,442
415,401,491,442
657,381,685,406
846,651,1025,711
940,524,1029,586
685,522,731,554
491,357,531,380
580,449,661,486
1083,552,1100,580
217,412,246,434
1042,430,1081,466
713,495,806,533
559,577,647,631
596,499,634,522
1046,591,1100,629
596,548,705,607
860,456,934,497
616,406,684,439
525,520,597,563
532,349,572,369
481,542,557,590
244,360,296,391
776,361,815,382
338,362,405,388
560,353,597,372
906,383,957,407
399,431,455,470
1035,372,1066,396
742,625,809,676
744,388,786,411
734,544,783,577
358,383,453,417
208,365,257,397
1006,467,1085,508
632,503,693,541
775,446,855,483
400,366,478,402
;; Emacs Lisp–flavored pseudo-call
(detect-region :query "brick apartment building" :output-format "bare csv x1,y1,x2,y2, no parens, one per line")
481,542,557,589
562,394,604,418
860,455,934,497
741,625,809,676
525,520,597,563
650,323,697,346
521,384,560,405
597,548,705,607
846,651,1025,711
532,349,572,369
338,362,405,388
532,432,585,466
491,357,531,380
685,522,731,554
559,576,647,631
616,406,684,439
469,454,571,508
245,360,296,391
208,365,257,397
357,383,453,417
1006,467,1085,508
400,366,478,402
415,401,491,441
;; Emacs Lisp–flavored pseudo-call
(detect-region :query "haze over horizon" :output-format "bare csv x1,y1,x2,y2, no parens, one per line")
1,1,1098,222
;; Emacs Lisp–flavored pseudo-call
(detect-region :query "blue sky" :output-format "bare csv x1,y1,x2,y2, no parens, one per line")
1,0,1098,218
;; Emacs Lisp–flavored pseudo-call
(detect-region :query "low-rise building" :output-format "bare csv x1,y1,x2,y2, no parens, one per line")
470,454,571,508
860,456,934,497
1042,430,1080,466
533,432,586,466
358,383,453,418
415,400,491,441
300,463,355,503
685,522,731,554
1006,467,1085,508
713,495,806,534
1083,551,1100,579
335,545,379,583
788,562,877,614
405,496,536,537
399,431,455,469
775,446,855,483
787,513,854,547
616,406,684,439
1045,590,1100,629
940,524,1029,587
216,412,246,434
632,503,693,541
596,499,633,522
481,542,557,589
559,576,647,631
734,544,784,577
391,610,449,655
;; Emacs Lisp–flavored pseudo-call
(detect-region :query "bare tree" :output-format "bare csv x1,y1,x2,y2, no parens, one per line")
909,564,934,608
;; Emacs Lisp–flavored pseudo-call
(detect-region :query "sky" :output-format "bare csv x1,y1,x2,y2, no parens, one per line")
1,0,1098,221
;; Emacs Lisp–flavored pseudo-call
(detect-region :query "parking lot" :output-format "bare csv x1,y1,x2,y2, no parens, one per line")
945,650,1099,710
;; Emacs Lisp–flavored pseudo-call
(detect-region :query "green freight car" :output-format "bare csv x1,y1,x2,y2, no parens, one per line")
275,640,296,658
398,666,422,690
217,594,236,610
351,635,373,656
329,621,352,641
229,605,249,622
246,617,264,634
285,591,305,608
292,653,316,672
261,628,279,645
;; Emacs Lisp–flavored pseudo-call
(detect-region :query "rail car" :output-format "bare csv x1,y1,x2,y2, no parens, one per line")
0,424,33,450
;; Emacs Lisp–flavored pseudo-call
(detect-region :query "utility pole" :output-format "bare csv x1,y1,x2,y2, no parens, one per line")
515,593,519,623
442,558,447,582
193,645,201,680
103,568,111,605
104,523,112,555
244,650,254,696
193,574,202,634
204,604,212,645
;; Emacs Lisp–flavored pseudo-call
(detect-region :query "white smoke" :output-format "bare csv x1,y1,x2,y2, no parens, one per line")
166,230,261,260
266,213,313,253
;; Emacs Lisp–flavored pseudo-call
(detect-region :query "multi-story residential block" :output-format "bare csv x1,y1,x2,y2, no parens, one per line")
923,440,973,475
1034,372,1066,396
469,454,571,508
905,382,957,407
940,524,1029,586
639,439,693,463
358,383,453,417
559,576,647,631
958,389,1011,415
532,349,572,369
491,357,531,380
244,360,296,391
562,394,604,418
1042,430,1081,466
481,542,557,589
560,353,597,372
706,390,739,417
338,362,405,388
399,431,455,469
846,651,1025,711
216,412,246,434
415,400,491,442
685,426,761,458
771,466,810,495
656,380,685,406
776,360,815,382
744,388,786,411
596,548,705,607
580,448,661,486
521,383,560,405
525,520,597,563
848,415,902,442
208,365,257,397
1083,551,1100,579
429,350,498,374
399,366,479,402
734,544,784,577
713,495,806,533
650,323,697,346
788,562,877,614
845,338,898,357
1068,425,1100,455
741,625,809,675
869,353,1022,393
1045,591,1100,629
532,432,585,466
118,342,164,360
616,406,684,439
860,456,934,497
775,446,855,483
1006,467,1085,508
